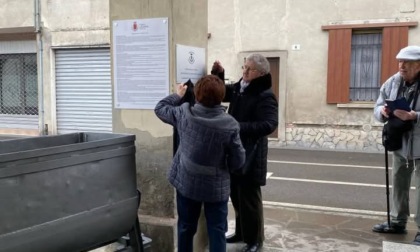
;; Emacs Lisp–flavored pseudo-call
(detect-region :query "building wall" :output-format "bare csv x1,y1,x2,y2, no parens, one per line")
0,0,110,135
40,0,110,134
0,0,35,27
208,0,420,151
2,0,417,151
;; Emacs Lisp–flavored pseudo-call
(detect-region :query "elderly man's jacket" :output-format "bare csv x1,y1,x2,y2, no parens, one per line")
374,72,420,159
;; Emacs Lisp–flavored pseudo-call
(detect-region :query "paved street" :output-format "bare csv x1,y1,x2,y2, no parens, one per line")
224,147,419,252
263,147,405,214
94,147,420,251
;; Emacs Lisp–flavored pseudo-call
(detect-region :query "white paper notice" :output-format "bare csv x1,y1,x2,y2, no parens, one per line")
113,18,169,109
176,44,206,84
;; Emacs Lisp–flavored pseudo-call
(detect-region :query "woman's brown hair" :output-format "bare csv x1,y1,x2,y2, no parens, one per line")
194,75,225,107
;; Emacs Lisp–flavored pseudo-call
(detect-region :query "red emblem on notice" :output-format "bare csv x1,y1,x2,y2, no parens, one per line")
132,21,138,31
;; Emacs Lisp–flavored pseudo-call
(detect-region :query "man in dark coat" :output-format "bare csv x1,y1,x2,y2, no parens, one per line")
212,53,278,252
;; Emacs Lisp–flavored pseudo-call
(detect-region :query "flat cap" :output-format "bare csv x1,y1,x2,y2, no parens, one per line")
396,45,420,60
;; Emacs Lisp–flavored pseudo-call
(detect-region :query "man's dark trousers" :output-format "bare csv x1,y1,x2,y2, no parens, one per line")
230,175,264,244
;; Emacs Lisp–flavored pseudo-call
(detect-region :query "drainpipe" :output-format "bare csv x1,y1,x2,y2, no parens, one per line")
35,0,46,135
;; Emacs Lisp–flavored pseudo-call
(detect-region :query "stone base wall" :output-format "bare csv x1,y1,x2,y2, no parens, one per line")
269,124,384,152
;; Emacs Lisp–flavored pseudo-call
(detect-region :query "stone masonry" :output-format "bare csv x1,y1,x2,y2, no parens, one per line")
269,124,384,152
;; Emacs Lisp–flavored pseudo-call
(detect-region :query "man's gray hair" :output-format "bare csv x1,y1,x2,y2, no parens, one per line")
246,53,270,74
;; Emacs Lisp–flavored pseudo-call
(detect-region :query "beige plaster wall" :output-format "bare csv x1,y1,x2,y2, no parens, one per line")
208,0,420,127
0,0,35,27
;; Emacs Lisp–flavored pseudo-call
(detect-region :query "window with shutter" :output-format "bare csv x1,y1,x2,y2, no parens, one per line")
350,31,382,102
0,53,38,115
322,22,417,104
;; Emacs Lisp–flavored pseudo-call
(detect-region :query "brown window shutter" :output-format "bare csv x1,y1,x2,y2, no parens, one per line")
326,29,352,104
381,26,409,84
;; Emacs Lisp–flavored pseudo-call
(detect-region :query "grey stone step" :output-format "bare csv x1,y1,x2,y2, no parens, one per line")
383,241,420,252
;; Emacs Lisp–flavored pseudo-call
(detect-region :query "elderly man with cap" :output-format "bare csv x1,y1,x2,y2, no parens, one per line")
373,45,420,245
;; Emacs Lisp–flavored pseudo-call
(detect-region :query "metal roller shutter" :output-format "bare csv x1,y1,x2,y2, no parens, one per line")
55,48,112,134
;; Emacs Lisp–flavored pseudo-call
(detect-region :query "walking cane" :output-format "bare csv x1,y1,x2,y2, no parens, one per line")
382,122,392,229
384,144,391,228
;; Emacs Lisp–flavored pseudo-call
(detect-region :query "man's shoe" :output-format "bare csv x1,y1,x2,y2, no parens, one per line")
413,232,420,245
226,233,243,243
241,243,262,252
372,222,407,234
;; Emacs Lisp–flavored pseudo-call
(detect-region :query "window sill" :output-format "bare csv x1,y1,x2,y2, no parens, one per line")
337,102,374,109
